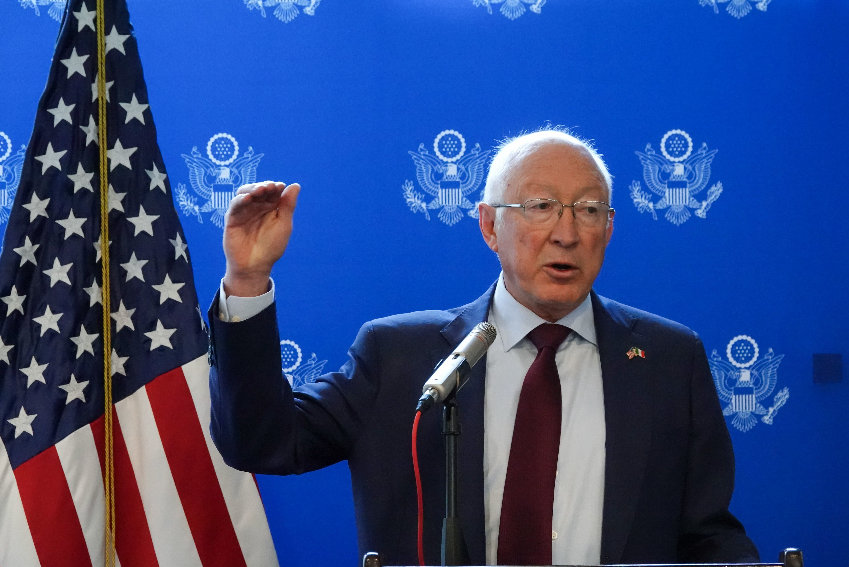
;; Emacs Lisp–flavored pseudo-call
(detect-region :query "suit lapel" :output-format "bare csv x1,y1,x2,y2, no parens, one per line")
439,283,495,565
593,293,654,564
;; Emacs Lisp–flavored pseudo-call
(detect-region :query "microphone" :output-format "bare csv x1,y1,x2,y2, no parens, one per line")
416,322,497,413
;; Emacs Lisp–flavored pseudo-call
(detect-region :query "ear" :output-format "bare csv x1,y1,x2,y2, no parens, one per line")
604,211,614,245
478,202,499,252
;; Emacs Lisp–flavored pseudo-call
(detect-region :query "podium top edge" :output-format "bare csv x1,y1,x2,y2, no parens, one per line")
382,564,783,567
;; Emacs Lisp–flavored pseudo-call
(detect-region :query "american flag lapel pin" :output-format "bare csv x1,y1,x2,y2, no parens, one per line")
626,346,646,359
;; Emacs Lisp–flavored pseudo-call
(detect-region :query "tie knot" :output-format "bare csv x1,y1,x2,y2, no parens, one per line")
528,323,570,352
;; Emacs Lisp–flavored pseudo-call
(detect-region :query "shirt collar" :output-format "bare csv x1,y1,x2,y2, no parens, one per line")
490,272,597,351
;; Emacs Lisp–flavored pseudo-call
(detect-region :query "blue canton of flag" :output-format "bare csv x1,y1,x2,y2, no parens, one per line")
0,1,278,565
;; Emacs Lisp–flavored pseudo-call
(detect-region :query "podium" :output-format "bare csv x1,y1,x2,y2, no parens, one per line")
361,548,804,567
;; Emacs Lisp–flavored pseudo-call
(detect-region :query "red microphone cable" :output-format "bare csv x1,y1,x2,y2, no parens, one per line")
412,410,425,566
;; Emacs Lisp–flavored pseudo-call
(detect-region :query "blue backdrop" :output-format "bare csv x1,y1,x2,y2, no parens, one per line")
1,1,847,565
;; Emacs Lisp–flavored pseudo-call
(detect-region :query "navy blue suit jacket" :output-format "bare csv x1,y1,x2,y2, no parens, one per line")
208,285,758,565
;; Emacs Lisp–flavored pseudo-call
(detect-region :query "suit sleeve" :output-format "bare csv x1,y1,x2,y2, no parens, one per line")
677,337,760,562
207,294,379,475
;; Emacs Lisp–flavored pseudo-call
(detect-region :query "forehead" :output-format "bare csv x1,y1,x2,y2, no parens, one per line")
505,142,608,199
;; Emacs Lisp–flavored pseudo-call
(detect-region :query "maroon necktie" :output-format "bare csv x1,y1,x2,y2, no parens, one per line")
497,323,570,566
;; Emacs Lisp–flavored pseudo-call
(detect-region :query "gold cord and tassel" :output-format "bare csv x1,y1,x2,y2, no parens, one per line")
95,0,116,564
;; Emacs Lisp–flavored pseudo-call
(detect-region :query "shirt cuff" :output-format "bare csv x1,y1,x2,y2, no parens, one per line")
218,279,275,322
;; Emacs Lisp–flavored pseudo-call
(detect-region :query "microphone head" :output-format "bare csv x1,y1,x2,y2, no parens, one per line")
417,321,498,411
474,321,497,345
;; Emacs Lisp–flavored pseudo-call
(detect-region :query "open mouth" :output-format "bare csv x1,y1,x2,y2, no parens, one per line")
548,263,575,272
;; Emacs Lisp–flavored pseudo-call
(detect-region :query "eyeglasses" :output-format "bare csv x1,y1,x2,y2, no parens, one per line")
488,198,614,228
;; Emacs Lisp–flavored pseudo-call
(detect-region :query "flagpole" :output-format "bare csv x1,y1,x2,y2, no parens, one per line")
95,0,116,564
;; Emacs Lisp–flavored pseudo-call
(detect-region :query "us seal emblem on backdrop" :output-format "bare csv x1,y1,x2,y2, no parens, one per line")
709,335,789,432
17,0,66,20
0,132,26,226
699,0,772,18
403,130,489,226
280,339,328,388
244,0,322,23
176,133,264,229
629,129,723,226
472,0,547,19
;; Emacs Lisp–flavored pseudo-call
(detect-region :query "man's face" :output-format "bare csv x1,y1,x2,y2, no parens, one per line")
479,142,614,321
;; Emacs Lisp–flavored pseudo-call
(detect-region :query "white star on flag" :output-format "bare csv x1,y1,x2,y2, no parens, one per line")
107,183,126,212
67,162,95,192
7,407,37,439
108,138,137,171
43,257,73,287
145,320,176,350
20,357,49,388
70,324,99,358
146,162,168,192
79,114,98,146
110,348,129,377
56,210,87,239
0,337,14,365
73,2,96,31
91,72,114,102
47,97,76,126
170,232,189,261
120,251,148,282
23,193,51,221
60,47,88,78
1,286,27,315
32,305,63,336
58,374,89,404
34,142,66,174
83,278,101,306
12,236,40,266
120,93,148,124
152,274,185,304
127,204,159,236
105,25,129,54
93,238,110,262
111,300,136,332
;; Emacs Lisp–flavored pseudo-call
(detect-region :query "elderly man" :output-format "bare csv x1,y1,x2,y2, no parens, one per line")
208,129,759,565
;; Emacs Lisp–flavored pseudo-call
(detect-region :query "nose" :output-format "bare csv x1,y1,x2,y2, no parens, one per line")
549,205,579,247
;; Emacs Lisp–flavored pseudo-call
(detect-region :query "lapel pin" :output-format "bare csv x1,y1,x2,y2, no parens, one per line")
626,346,646,360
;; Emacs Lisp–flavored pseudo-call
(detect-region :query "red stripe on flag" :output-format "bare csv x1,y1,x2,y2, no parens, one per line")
146,367,247,567
91,413,159,567
15,445,91,566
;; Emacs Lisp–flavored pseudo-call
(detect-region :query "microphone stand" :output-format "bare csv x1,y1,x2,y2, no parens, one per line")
441,392,469,566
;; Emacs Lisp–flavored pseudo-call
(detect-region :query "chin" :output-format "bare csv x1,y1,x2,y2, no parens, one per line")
539,291,588,318
532,300,577,321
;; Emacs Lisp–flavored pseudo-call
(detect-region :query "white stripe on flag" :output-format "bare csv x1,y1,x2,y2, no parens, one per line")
117,386,203,567
182,355,280,566
0,438,41,566
55,425,106,566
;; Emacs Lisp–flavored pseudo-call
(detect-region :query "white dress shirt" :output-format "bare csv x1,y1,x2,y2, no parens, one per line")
484,275,605,565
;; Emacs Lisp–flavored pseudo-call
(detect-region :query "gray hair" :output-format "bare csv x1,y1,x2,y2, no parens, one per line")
482,127,613,205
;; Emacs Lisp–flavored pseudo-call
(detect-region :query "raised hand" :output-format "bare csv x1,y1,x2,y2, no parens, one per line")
222,181,301,297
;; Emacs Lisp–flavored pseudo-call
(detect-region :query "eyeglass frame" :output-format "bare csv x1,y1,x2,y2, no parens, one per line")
486,198,615,227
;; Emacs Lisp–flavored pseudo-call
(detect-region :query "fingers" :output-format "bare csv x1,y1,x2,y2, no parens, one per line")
235,180,288,202
227,181,299,220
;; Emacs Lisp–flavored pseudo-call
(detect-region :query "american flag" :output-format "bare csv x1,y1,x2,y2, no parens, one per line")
0,0,278,565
